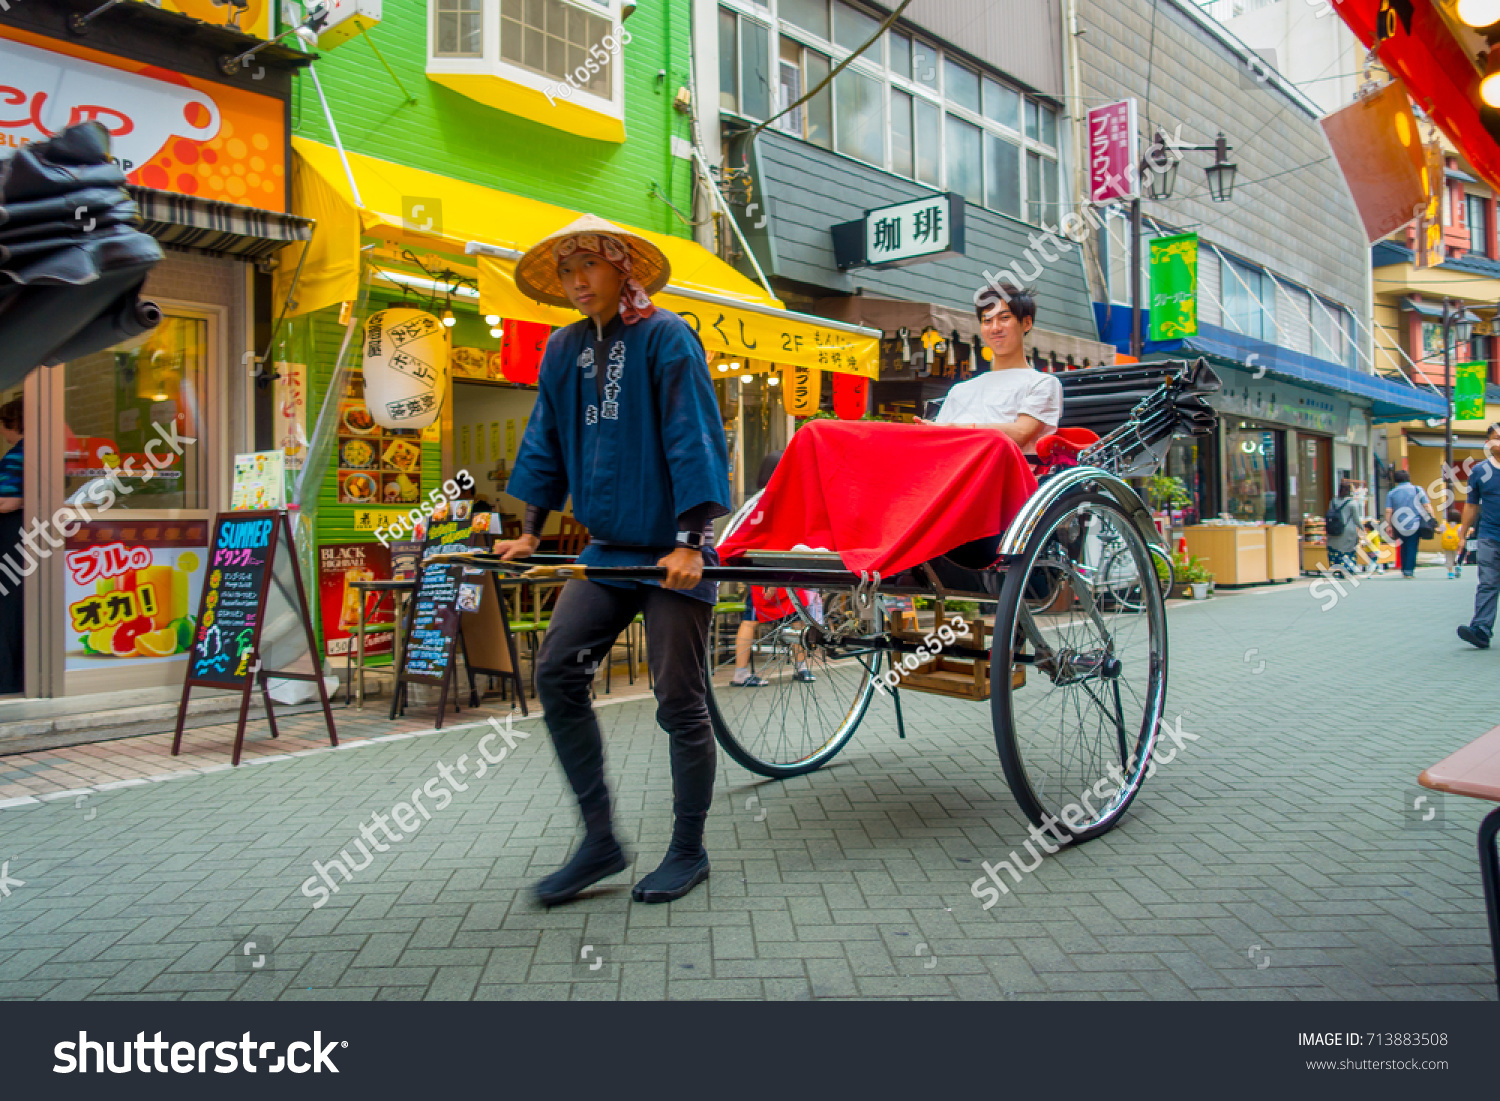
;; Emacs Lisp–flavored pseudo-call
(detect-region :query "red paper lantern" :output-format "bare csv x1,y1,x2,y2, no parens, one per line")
832,373,868,420
501,320,550,384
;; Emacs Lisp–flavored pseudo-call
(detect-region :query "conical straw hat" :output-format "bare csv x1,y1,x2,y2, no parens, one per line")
515,213,671,309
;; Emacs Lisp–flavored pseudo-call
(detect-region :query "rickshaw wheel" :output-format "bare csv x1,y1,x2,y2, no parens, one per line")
706,588,886,779
991,490,1168,843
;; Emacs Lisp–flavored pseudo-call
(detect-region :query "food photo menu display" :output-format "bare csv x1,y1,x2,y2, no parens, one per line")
336,369,424,507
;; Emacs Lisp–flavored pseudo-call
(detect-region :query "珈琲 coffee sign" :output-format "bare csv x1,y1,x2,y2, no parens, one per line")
0,24,286,213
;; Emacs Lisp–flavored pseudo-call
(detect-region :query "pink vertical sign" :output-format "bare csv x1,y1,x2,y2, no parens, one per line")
1087,99,1138,202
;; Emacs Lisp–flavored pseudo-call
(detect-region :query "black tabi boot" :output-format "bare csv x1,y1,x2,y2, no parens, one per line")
533,803,629,907
631,817,710,904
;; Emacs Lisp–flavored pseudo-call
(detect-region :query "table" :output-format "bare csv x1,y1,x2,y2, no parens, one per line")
1418,726,1500,998
349,579,415,708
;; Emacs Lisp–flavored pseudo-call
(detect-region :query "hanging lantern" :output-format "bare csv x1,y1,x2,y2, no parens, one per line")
362,308,448,429
783,364,821,417
501,319,550,384
832,373,868,421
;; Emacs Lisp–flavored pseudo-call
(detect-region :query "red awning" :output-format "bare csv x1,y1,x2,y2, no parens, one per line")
1334,1,1500,191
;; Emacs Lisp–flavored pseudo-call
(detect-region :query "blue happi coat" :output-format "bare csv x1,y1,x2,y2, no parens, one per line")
506,308,732,603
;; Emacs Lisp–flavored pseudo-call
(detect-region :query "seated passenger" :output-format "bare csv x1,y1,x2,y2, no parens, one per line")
918,286,1062,456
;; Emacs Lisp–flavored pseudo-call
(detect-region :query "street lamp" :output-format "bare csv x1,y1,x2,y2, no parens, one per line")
1131,130,1238,357
1204,134,1238,203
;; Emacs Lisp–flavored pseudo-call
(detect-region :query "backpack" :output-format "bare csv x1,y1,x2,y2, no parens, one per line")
1324,497,1348,538
1440,524,1462,551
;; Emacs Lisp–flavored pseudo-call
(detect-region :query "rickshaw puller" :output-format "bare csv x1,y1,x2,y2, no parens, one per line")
498,215,732,906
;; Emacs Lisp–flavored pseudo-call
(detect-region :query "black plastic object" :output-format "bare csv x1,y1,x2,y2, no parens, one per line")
0,121,164,390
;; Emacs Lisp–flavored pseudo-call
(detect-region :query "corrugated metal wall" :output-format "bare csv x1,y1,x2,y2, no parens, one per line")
901,0,1065,96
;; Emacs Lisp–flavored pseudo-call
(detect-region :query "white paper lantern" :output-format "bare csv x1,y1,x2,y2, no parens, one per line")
362,308,448,429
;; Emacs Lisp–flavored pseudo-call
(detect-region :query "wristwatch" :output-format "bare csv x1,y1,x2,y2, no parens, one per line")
674,530,706,551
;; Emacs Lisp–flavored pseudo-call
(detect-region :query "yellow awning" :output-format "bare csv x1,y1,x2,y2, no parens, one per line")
278,138,879,378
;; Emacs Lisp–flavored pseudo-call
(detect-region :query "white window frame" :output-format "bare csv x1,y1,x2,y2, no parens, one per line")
717,0,1060,223
427,0,626,128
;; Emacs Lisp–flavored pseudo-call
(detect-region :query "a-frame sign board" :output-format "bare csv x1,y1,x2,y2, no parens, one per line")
390,517,522,727
171,510,337,766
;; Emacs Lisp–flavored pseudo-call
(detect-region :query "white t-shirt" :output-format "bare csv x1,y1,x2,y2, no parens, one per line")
933,367,1064,453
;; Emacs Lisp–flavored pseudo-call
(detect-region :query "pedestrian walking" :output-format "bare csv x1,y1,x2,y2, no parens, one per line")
1457,422,1500,649
1439,505,1464,579
496,215,732,905
1359,520,1388,573
1325,479,1360,576
1384,470,1433,578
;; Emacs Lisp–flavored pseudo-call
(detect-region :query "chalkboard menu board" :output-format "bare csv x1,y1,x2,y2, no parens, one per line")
396,518,475,687
189,513,278,686
172,511,337,766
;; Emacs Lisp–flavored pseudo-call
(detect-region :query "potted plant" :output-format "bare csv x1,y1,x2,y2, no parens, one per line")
1143,474,1192,535
1183,556,1214,599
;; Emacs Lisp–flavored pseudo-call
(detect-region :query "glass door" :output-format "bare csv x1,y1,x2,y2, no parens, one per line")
54,308,221,693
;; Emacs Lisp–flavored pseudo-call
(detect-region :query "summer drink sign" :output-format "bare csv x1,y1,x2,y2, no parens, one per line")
172,511,337,765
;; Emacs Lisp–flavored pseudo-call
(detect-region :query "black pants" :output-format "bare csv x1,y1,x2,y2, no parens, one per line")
1398,531,1421,576
534,578,715,847
0,511,23,695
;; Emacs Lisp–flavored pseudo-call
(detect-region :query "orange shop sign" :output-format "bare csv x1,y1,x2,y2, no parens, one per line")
0,25,286,212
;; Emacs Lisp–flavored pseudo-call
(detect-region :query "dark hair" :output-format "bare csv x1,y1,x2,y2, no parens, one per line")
1393,469,1410,483
974,284,1038,328
1488,422,1500,437
0,398,20,433
1448,506,1463,523
1338,479,1353,497
756,450,783,493
1363,520,1375,530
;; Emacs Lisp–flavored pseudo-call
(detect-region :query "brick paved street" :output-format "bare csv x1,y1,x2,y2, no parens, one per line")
0,569,1496,1001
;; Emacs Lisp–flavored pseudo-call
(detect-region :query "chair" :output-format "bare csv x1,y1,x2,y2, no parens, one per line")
554,516,588,556
712,595,747,671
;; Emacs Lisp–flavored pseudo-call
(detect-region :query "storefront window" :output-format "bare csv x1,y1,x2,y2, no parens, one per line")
1164,437,1208,526
63,315,207,510
1225,423,1284,523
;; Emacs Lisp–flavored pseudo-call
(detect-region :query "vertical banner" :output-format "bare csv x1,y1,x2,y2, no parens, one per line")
1455,360,1487,420
272,360,308,471
1415,142,1445,269
784,364,821,417
1087,99,1138,202
1148,232,1199,342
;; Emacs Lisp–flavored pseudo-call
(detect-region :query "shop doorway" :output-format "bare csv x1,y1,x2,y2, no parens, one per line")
1293,433,1331,525
33,304,224,698
448,378,538,533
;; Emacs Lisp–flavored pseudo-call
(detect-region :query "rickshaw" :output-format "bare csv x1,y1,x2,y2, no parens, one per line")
438,357,1221,844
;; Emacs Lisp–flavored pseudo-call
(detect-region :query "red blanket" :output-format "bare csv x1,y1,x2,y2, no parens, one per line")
718,420,1038,576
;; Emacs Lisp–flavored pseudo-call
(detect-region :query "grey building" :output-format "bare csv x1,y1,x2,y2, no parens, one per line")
1073,0,1442,529
694,0,1112,480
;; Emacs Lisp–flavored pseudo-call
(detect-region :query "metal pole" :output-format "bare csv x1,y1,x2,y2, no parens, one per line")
1131,196,1143,358
1444,298,1455,499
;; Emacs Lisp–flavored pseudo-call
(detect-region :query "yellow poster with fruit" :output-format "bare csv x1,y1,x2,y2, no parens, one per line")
63,523,208,669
